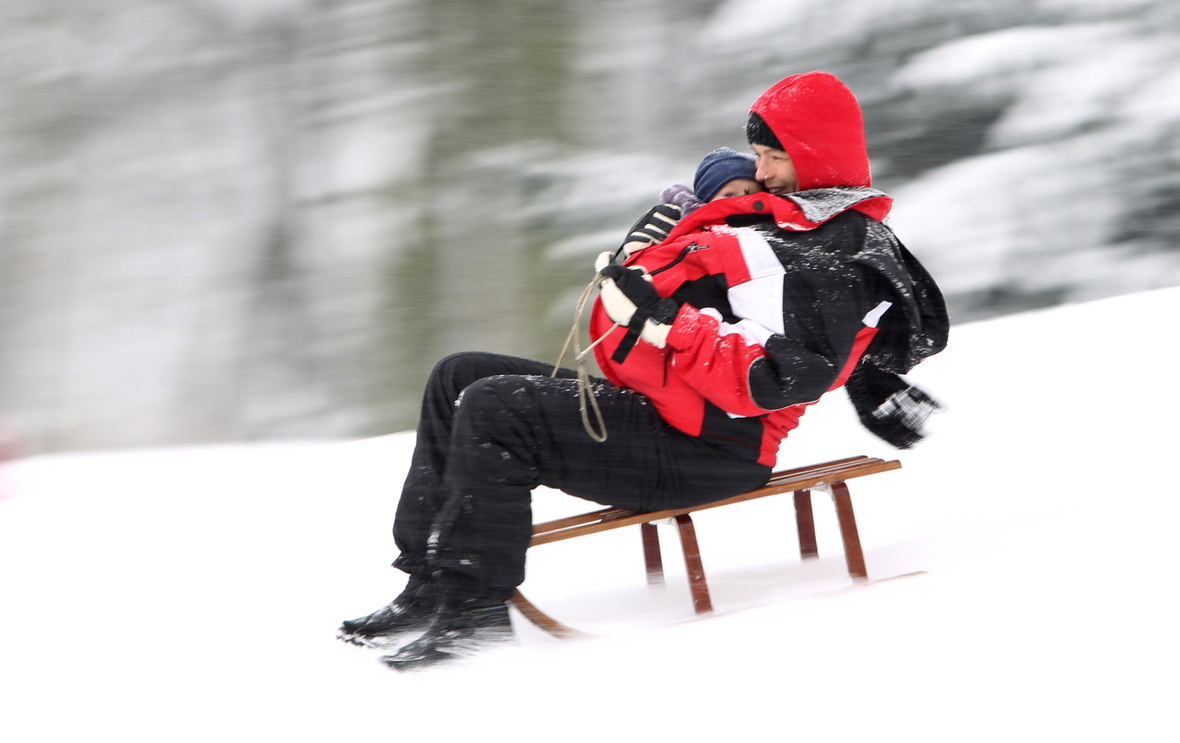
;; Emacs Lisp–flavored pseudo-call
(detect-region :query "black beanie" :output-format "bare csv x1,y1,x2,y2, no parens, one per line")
745,111,784,151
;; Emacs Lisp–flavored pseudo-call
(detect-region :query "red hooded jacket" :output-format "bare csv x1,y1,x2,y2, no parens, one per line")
750,71,872,191
590,72,916,467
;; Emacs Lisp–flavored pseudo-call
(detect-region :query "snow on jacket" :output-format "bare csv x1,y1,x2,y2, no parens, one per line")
590,72,948,467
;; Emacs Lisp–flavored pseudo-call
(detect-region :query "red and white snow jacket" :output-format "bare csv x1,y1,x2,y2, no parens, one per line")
590,188,897,467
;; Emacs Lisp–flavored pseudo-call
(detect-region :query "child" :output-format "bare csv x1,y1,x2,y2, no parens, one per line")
664,146,764,211
621,147,764,260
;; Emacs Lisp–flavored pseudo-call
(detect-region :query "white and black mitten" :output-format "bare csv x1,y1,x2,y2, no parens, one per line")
597,260,680,359
614,203,682,262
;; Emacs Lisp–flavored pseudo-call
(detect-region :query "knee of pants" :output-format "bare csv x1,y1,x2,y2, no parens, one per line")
429,351,491,382
453,376,552,459
455,376,531,426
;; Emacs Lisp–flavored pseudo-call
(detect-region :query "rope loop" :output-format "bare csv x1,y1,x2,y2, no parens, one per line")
553,275,619,442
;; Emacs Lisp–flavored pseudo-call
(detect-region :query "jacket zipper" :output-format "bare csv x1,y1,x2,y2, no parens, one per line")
647,242,700,276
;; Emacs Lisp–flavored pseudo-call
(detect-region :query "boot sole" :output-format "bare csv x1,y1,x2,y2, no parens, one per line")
335,620,432,648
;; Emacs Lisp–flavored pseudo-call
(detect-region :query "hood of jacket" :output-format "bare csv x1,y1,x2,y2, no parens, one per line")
750,71,871,191
661,186,892,245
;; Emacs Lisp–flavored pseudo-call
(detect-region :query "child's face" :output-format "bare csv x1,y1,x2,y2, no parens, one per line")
709,178,764,201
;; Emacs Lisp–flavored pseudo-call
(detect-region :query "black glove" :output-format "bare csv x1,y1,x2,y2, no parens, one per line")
615,203,682,262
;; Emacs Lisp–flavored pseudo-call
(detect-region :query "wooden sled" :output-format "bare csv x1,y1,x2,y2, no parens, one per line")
511,455,901,638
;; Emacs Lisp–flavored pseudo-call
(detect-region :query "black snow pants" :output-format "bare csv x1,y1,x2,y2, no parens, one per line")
391,352,773,591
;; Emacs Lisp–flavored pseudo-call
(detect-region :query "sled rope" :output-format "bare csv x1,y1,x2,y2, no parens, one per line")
553,274,619,443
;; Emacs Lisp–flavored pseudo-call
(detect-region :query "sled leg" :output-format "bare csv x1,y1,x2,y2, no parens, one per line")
831,481,868,582
641,522,665,586
794,489,818,559
674,514,713,614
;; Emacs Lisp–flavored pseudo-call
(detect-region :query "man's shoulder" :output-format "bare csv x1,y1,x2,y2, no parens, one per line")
780,186,891,224
654,187,892,261
758,207,870,256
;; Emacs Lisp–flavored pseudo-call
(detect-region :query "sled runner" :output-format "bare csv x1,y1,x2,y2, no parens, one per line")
511,455,901,638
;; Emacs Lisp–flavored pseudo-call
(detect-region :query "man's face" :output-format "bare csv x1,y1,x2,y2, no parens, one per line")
752,144,798,195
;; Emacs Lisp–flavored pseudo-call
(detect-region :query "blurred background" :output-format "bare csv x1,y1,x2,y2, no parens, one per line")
1,0,1178,454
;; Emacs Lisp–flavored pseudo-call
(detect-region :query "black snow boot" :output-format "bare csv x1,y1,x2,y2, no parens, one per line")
337,573,438,647
380,571,514,671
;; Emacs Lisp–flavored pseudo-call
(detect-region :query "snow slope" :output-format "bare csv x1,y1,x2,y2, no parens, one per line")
2,287,1177,742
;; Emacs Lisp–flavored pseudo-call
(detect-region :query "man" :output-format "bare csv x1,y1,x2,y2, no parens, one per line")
340,71,948,671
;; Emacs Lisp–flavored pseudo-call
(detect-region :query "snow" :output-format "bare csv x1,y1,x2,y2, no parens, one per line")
2,286,1179,741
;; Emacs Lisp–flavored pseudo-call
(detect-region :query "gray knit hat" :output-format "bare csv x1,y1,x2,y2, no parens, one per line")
693,147,758,202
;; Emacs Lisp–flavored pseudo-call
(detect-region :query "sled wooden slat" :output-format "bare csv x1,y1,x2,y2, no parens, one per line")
514,456,900,638
529,507,636,535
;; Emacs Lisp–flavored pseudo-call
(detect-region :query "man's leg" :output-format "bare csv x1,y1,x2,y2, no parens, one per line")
426,372,772,591
381,371,770,669
340,352,571,645
391,352,574,578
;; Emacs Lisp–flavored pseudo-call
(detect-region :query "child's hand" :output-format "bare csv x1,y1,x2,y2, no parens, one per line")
615,204,682,262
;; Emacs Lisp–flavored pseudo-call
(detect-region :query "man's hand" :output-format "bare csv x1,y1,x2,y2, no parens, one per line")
615,203,682,262
598,264,678,325
596,255,680,348
595,253,639,326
